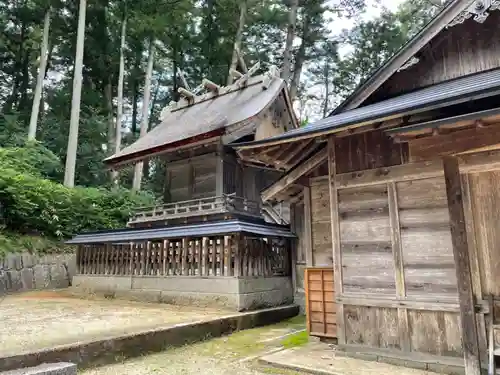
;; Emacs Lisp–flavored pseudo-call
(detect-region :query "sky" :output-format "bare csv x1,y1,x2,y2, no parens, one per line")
296,0,406,121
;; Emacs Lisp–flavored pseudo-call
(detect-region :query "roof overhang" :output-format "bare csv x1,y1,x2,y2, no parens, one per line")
232,68,500,159
66,219,295,244
105,130,224,168
385,106,500,139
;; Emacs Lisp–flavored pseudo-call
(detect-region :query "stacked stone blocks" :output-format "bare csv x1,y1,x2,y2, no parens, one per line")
0,253,76,295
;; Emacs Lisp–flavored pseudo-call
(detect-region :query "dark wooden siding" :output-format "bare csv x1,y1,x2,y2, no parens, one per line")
370,11,500,102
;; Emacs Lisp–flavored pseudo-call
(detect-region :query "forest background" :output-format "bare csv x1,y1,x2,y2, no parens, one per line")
0,0,445,253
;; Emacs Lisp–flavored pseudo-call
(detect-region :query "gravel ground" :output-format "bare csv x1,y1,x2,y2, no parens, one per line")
81,317,438,375
81,317,307,375
0,291,229,357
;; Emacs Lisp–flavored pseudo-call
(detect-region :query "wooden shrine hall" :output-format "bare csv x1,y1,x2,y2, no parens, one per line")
233,0,500,374
67,63,299,312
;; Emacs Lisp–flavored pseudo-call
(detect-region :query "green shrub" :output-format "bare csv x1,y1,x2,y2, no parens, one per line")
0,141,63,180
0,145,155,239
0,232,73,257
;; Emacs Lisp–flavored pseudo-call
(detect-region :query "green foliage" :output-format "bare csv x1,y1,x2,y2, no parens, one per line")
0,145,155,239
0,141,62,180
0,232,73,258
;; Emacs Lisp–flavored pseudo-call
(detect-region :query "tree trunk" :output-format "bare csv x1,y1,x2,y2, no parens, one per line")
282,0,299,83
105,80,114,155
111,13,127,185
132,38,155,191
289,15,309,101
322,60,330,118
131,49,141,134
28,8,51,140
64,0,87,188
227,0,247,85
172,42,179,101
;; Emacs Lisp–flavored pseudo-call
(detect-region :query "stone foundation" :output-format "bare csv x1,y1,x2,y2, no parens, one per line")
0,253,76,295
3,363,77,375
72,274,293,311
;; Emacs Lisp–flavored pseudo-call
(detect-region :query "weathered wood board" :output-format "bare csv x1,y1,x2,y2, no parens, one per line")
310,180,333,266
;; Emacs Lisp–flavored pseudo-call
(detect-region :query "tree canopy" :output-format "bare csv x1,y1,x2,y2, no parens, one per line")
0,0,442,189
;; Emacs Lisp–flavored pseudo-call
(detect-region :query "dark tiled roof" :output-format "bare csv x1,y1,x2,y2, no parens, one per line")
66,219,295,244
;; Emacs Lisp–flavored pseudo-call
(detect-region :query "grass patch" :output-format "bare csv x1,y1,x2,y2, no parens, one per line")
0,231,74,258
274,314,306,329
281,330,309,348
258,365,304,375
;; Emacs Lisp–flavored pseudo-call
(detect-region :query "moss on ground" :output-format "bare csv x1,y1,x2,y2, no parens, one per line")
179,315,307,359
0,231,73,258
281,330,309,348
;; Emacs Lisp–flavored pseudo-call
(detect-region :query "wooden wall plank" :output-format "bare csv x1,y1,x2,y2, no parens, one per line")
408,310,463,357
344,306,401,349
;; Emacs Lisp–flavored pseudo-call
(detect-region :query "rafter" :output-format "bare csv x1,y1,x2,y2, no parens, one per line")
261,147,327,202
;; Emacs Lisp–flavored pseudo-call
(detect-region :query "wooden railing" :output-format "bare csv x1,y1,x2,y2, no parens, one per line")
129,195,261,224
76,234,290,278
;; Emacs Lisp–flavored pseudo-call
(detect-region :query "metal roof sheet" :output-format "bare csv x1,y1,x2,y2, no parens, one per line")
105,76,285,165
232,68,500,149
66,219,295,244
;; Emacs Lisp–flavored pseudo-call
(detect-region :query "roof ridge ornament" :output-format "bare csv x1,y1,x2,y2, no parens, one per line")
397,56,420,72
447,0,500,28
159,56,282,120
262,65,281,89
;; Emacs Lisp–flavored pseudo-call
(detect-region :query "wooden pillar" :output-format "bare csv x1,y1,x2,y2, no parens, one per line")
443,155,481,375
327,137,345,344
303,185,313,267
290,204,298,294
216,143,224,196
388,182,411,352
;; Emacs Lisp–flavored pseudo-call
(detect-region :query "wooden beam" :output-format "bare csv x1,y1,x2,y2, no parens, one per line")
273,142,298,162
303,185,313,267
261,147,327,202
443,155,480,375
409,124,500,162
461,174,488,355
327,137,345,345
280,140,319,168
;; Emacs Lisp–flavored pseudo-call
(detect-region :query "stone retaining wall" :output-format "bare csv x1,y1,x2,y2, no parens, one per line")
0,253,76,295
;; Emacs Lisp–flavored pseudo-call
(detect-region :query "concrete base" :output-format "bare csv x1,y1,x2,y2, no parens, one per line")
0,305,299,372
72,275,293,311
259,342,463,375
2,363,77,375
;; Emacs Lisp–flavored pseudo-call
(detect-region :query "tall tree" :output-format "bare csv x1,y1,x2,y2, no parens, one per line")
132,38,155,191
112,5,128,184
64,0,87,187
28,4,51,141
282,0,299,83
227,0,248,85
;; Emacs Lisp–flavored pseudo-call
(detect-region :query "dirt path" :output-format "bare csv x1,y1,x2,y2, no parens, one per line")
0,291,229,356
